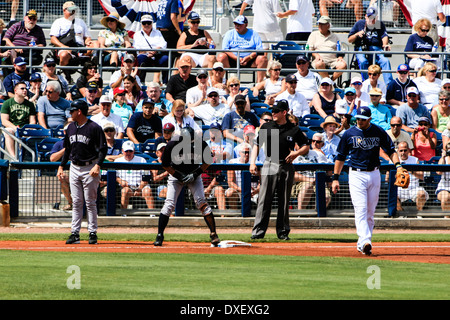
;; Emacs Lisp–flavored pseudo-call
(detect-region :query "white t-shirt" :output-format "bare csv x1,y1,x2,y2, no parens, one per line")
191,103,231,126
115,155,149,188
185,86,209,107
50,17,91,46
109,71,143,89
287,0,315,34
133,29,167,51
361,79,387,103
413,76,442,107
293,149,329,178
90,112,125,137
161,114,202,136
409,0,444,25
276,90,309,118
294,70,321,102
244,0,282,34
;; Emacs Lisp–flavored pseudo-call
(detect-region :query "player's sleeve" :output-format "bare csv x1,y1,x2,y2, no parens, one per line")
60,128,71,167
335,131,350,161
380,128,396,157
96,125,108,166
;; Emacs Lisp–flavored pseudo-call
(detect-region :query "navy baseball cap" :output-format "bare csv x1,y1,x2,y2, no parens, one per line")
14,57,26,66
355,106,372,120
188,11,200,21
142,98,155,106
271,99,289,113
285,74,297,83
209,122,222,130
30,73,41,82
296,54,309,64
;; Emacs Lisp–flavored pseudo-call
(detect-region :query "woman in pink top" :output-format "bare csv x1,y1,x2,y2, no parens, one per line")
411,117,437,161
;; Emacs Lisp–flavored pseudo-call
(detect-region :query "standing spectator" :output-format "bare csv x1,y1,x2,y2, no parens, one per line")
321,115,341,162
396,87,432,133
218,15,268,83
90,95,125,139
38,58,73,101
276,0,315,42
176,11,216,69
127,98,163,143
3,9,46,66
293,54,321,104
411,116,437,161
306,16,347,82
275,74,309,118
3,57,30,98
1,81,37,158
165,56,197,103
239,0,283,51
115,140,155,209
251,60,285,106
413,62,442,109
348,6,393,86
386,64,418,107
109,54,142,90
310,77,341,118
134,14,169,84
431,90,450,132
36,81,72,129
156,0,183,68
367,88,392,131
409,0,445,43
319,0,363,22
405,18,436,71
98,12,132,67
187,87,231,126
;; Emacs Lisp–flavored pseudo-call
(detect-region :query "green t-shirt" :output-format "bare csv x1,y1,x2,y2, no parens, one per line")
1,98,36,127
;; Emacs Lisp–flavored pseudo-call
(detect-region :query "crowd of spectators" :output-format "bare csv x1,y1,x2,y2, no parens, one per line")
1,0,450,213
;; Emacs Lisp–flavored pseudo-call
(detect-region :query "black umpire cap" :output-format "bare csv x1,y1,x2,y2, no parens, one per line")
271,99,289,113
69,99,89,115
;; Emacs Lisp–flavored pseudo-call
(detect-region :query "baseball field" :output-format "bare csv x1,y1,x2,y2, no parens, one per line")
0,225,449,308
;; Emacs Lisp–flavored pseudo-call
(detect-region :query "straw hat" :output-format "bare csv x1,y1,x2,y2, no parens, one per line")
100,12,126,30
320,115,341,128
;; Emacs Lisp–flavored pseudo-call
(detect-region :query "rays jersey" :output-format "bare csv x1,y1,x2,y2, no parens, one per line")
335,123,395,170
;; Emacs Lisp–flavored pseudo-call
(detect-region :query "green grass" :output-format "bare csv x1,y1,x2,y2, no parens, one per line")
0,232,449,300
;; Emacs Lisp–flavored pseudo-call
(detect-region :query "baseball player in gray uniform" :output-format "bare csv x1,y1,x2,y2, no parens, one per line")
331,106,403,256
57,100,107,245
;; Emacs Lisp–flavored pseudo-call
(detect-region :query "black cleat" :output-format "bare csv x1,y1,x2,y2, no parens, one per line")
251,234,264,239
154,233,164,246
89,232,98,245
210,232,220,247
66,233,80,244
362,243,372,256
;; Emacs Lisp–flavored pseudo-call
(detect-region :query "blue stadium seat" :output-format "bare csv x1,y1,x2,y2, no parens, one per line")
16,124,52,162
298,114,324,128
271,41,305,76
35,137,61,162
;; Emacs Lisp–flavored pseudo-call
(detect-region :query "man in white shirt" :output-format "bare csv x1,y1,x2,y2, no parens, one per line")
293,54,322,104
276,74,309,118
90,95,125,139
185,69,210,109
134,14,169,84
276,0,315,41
187,87,231,125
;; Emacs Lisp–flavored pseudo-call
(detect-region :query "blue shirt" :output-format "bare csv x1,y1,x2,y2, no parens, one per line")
221,28,263,59
336,123,395,170
368,103,392,131
348,20,388,48
156,0,179,29
322,134,341,162
36,96,71,129
127,112,163,143
3,71,30,95
396,103,431,129
221,111,260,141
404,33,434,53
386,78,418,104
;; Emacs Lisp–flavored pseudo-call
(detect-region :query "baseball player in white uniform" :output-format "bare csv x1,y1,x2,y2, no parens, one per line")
331,106,403,256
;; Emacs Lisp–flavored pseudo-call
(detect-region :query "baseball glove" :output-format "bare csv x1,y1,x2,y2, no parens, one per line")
394,169,410,189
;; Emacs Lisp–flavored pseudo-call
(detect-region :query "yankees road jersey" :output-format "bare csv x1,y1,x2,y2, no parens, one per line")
161,138,213,175
60,119,108,167
335,123,396,170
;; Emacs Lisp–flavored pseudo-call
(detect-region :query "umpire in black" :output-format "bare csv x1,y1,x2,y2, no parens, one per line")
250,100,309,240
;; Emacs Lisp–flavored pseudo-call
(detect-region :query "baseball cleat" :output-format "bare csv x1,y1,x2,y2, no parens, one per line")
210,232,220,247
362,243,372,256
88,232,98,245
154,233,164,246
66,233,80,244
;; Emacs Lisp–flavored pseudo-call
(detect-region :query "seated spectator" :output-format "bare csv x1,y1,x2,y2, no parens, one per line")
3,9,46,66
310,77,341,118
187,87,231,126
405,18,436,71
334,101,352,137
111,87,133,128
310,132,327,158
396,87,432,133
234,124,265,162
127,98,163,143
411,116,437,162
109,53,143,90
275,74,309,119
257,111,273,133
226,142,260,209
3,57,30,98
431,79,450,106
350,76,370,107
151,142,170,199
367,88,392,131
176,11,216,70
293,54,321,105
98,12,132,67
186,69,210,109
335,87,358,116
361,64,387,103
206,122,233,163
162,99,201,136
320,115,341,162
134,14,169,84
75,61,103,99
348,6,393,86
115,140,154,209
431,90,450,133
386,64,418,107
386,116,414,150
0,19,12,66
102,122,122,162
217,15,268,83
395,141,428,212
226,76,251,112
436,142,450,213
209,62,228,99
307,16,347,82
413,62,442,110
136,82,172,116
164,55,197,103
222,94,260,145
81,81,101,116
50,2,98,83
319,0,363,22
28,73,44,104
37,81,72,129
38,58,72,101
49,123,73,211
251,60,285,106
442,121,450,147
1,81,37,158
123,75,146,112
91,95,125,139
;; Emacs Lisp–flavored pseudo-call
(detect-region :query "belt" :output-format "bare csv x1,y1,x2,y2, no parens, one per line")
351,167,379,172
72,160,96,166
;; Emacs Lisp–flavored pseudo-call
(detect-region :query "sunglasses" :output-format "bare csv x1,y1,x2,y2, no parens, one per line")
345,92,355,96
190,21,200,24
440,98,450,101
287,81,297,85
408,94,418,97
312,140,324,143
321,83,331,87
198,75,208,79
46,64,56,68
262,118,272,122
214,68,224,72
398,149,408,152
242,151,250,155
419,122,429,126
368,73,379,76
104,128,115,133
420,29,430,32
107,18,117,23
391,123,402,127
428,69,437,73
352,82,362,86
208,94,219,98
142,22,152,26
124,150,134,153
229,83,239,88
28,16,37,21
272,69,281,72
88,89,98,93
45,90,55,94
398,71,408,75
296,61,307,65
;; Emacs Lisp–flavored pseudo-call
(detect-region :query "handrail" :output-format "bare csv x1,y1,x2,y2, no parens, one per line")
0,127,36,162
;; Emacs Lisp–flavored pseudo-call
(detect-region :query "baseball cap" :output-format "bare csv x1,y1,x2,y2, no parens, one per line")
188,11,200,21
99,95,112,104
209,122,222,130
156,142,167,151
406,87,419,95
63,1,78,11
141,14,153,23
122,140,135,152
285,74,298,83
335,99,348,114
163,123,175,131
233,15,248,25
318,16,331,24
369,88,382,96
113,87,126,96
344,87,356,95
213,62,224,70
244,125,256,135
26,9,38,18
197,69,208,77
44,58,56,65
366,6,378,18
179,56,192,67
30,73,41,82
320,77,334,86
397,64,410,72
142,98,155,106
355,106,372,119
103,122,115,131
207,87,219,96
442,78,450,86
14,57,26,66
418,116,430,124
296,54,309,64
351,76,363,84
271,99,289,113
234,94,246,104
69,99,89,114
86,81,98,90
123,53,135,63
